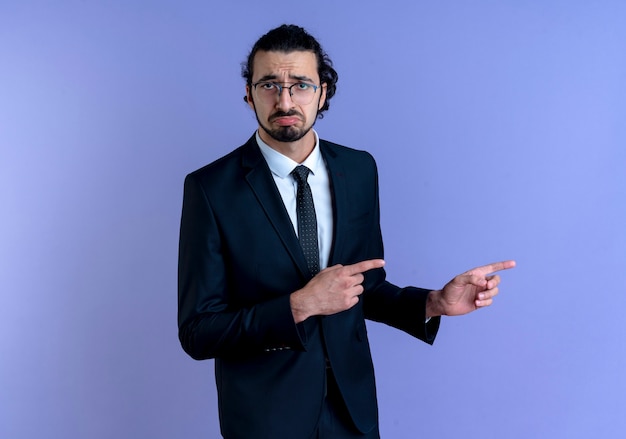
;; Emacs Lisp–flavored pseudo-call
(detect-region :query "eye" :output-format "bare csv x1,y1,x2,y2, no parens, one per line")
295,82,311,90
259,82,277,91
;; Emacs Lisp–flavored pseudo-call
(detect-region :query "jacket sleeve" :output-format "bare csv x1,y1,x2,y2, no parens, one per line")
177,172,306,360
363,281,440,344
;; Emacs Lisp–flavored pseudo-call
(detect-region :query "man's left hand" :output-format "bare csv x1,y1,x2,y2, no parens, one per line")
426,260,516,318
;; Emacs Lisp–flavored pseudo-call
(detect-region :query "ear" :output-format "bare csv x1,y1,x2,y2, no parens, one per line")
318,83,327,111
245,85,255,110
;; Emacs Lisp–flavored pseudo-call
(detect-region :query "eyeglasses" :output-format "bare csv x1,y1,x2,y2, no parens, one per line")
252,81,320,105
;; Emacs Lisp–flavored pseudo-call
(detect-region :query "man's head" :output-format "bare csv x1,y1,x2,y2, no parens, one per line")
242,24,338,120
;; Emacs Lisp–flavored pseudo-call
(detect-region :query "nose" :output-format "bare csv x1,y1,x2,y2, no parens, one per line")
276,86,294,110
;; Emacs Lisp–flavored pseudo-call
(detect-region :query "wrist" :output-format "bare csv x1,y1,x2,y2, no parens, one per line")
426,290,445,318
290,290,310,324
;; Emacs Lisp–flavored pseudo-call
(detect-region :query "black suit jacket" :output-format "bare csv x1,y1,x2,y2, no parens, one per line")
178,135,440,439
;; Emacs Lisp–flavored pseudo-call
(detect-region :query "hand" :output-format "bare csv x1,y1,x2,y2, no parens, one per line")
426,260,516,318
290,259,385,323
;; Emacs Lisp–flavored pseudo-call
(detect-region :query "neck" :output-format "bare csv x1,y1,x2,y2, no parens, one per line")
258,129,316,164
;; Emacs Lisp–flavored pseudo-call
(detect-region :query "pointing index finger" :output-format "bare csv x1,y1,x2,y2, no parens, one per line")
469,260,516,277
346,259,385,275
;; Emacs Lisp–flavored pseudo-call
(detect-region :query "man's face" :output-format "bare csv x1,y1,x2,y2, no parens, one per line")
246,50,326,144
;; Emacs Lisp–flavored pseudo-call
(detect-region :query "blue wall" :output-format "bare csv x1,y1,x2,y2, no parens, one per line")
1,1,625,437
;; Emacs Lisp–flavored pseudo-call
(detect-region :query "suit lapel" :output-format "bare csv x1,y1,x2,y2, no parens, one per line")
320,141,349,267
240,136,311,279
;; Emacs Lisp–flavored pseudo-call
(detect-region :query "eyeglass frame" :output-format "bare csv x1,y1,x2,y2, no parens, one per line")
251,80,321,104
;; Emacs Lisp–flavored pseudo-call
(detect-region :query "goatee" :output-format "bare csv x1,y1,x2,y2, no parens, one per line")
257,110,315,143
262,125,311,143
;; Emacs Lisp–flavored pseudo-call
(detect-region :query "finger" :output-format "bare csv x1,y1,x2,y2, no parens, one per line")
468,260,516,277
478,286,499,301
475,297,493,307
485,275,500,290
349,284,365,297
352,273,365,286
345,259,385,275
454,273,489,288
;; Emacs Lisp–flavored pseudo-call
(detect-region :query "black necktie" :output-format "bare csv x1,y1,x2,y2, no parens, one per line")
291,165,320,276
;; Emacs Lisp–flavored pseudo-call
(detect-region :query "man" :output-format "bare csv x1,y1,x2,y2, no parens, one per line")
178,24,515,439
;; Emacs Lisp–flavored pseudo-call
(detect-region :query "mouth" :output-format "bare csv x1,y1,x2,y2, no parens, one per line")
273,116,300,126
270,112,302,126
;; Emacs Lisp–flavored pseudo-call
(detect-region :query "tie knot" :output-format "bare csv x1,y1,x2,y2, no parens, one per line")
291,165,311,184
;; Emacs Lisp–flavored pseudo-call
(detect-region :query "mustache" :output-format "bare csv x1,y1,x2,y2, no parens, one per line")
269,110,303,121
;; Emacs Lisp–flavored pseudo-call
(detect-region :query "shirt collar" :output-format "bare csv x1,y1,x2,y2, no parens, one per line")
256,130,322,179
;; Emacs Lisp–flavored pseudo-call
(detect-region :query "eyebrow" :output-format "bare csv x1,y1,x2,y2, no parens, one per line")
255,74,315,83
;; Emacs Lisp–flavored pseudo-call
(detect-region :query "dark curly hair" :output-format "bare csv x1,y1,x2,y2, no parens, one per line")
242,24,338,119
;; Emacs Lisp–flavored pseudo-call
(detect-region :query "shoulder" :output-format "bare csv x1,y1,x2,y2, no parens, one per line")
319,139,378,180
185,135,261,183
319,139,377,166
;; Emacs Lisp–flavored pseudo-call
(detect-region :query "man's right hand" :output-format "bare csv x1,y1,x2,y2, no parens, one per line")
290,259,385,323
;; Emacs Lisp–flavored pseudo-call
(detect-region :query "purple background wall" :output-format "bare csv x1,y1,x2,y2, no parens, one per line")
1,1,625,438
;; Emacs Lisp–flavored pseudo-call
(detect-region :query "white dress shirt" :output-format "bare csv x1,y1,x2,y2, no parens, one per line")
256,130,333,270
